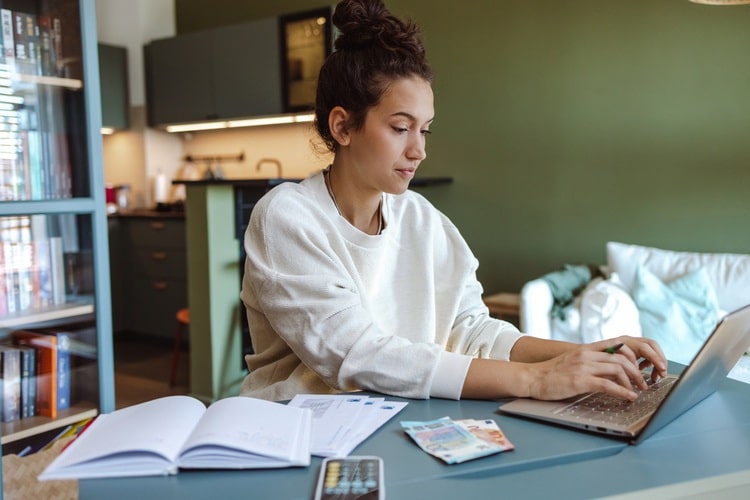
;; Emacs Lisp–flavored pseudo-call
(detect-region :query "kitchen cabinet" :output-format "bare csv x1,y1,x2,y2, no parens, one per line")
110,214,187,341
98,43,129,130
0,0,114,457
144,17,281,126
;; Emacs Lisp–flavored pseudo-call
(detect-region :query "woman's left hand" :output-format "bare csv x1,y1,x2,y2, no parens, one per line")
593,336,668,390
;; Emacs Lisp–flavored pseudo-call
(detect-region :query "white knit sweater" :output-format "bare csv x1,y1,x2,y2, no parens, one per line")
240,171,522,401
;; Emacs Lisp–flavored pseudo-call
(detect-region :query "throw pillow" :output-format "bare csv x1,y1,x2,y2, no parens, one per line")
550,300,582,343
580,276,642,343
631,265,720,365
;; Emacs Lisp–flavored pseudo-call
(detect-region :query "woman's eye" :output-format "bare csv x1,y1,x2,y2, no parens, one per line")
421,129,432,136
393,126,408,133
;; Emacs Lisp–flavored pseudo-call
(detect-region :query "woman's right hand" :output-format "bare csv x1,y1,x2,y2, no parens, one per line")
523,345,646,401
462,335,665,401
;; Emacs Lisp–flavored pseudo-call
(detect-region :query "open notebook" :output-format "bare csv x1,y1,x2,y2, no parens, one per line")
500,304,750,444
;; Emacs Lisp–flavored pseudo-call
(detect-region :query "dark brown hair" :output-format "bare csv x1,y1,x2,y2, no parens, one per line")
315,0,433,152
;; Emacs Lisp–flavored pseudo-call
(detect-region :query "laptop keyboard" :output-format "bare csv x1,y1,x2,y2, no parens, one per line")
555,377,677,426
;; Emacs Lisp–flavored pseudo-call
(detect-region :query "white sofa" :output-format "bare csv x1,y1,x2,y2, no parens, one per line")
520,241,750,383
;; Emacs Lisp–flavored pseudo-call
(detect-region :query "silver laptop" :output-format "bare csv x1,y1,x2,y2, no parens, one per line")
500,304,750,444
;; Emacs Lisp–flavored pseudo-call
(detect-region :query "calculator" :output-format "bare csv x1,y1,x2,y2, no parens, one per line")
313,456,384,500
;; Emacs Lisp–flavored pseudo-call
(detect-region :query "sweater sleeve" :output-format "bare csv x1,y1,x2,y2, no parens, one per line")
426,221,525,399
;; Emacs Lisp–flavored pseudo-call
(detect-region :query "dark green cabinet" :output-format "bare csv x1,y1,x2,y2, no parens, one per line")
110,216,187,340
144,17,281,126
144,30,214,125
98,43,129,130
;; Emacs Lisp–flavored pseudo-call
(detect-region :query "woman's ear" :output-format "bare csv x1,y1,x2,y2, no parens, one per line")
329,106,351,146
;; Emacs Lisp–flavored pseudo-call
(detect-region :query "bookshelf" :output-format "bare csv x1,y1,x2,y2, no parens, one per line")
0,0,113,461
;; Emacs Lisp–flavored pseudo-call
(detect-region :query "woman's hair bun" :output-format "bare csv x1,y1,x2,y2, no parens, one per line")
333,0,422,54
314,0,432,153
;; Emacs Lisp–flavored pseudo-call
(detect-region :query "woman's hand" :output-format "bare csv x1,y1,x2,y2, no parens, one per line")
599,336,668,384
524,336,668,401
462,335,668,402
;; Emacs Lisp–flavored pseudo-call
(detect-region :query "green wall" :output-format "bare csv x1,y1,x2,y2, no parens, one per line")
176,0,750,294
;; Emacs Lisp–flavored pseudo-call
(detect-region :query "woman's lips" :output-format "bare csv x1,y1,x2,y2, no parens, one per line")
397,168,416,180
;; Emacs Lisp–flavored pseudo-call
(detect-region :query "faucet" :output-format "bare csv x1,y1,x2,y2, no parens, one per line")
255,158,283,178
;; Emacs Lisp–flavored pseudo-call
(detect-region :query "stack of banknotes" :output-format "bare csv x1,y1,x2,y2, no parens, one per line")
401,416,514,464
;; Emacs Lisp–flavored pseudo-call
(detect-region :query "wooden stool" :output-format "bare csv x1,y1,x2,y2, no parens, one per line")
170,308,190,387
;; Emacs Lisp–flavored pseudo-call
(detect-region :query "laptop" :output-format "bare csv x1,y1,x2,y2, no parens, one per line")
499,304,750,444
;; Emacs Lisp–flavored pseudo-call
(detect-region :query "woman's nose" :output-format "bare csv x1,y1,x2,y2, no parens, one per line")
406,135,427,161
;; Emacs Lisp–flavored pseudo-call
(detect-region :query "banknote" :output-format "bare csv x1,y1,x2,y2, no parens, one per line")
455,418,514,451
400,416,511,464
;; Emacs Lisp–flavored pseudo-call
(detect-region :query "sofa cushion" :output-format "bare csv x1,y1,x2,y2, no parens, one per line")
580,276,641,343
632,265,720,365
607,241,750,312
550,302,581,343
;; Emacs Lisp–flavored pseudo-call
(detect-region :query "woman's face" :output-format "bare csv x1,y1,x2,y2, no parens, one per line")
346,76,434,196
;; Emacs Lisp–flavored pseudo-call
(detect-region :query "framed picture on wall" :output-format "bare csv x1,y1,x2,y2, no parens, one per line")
279,7,333,113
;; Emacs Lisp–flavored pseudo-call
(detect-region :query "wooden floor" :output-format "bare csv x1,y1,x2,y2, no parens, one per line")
114,333,190,409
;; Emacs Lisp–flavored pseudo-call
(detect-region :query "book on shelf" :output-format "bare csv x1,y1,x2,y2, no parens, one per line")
13,329,71,419
22,96,44,199
17,345,37,418
0,345,22,422
1,8,15,69
48,236,66,305
0,7,72,203
37,15,57,77
1,215,68,317
0,216,32,315
0,249,5,317
52,17,62,77
39,395,313,480
12,11,40,76
37,83,73,199
50,6,79,80
7,77,74,201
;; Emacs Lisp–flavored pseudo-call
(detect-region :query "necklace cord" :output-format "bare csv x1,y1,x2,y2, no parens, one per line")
324,167,383,235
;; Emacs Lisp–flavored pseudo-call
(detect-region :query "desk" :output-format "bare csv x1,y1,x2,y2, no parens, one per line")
80,374,750,499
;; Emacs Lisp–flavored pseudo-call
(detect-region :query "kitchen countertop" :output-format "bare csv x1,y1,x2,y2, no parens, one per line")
110,177,453,220
172,176,453,187
108,207,185,219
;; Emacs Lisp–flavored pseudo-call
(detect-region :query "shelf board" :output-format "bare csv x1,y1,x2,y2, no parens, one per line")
1,404,98,445
11,73,83,90
0,298,95,330
0,198,98,215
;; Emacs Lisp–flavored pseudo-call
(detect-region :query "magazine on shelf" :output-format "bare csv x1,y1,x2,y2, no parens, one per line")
39,395,313,480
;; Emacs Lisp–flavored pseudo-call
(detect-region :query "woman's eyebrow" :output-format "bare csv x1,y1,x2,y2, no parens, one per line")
390,111,435,124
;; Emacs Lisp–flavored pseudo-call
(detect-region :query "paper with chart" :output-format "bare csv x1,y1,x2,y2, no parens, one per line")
288,394,407,457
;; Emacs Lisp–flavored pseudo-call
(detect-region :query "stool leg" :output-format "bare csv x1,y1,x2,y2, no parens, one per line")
170,321,183,387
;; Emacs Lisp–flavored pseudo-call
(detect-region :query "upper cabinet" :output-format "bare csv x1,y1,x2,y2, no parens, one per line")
98,43,129,131
144,17,281,127
279,7,334,113
143,7,333,129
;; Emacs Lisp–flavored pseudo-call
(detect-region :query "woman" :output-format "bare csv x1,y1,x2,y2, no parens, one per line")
240,0,666,402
